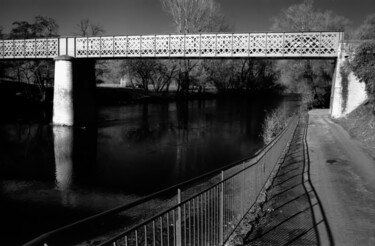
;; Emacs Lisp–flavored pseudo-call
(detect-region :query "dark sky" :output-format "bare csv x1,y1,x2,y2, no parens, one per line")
0,0,374,36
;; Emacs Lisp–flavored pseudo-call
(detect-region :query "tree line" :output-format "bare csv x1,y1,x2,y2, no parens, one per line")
0,0,374,107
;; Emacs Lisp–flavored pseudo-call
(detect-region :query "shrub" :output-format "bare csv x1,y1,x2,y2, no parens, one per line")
351,40,375,107
261,107,288,144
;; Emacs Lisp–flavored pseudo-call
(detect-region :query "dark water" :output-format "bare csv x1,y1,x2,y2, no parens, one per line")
0,97,296,244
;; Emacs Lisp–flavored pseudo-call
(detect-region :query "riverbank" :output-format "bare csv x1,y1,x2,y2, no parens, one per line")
0,80,299,113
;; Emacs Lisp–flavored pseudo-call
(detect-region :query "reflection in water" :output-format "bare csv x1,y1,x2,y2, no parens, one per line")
0,97,298,244
53,126,77,208
54,126,73,191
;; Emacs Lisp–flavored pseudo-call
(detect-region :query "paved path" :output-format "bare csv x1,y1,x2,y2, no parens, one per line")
244,115,326,245
243,110,375,246
308,109,375,246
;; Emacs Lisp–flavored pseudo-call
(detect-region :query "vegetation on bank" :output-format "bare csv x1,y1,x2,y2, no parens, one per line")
261,107,289,144
336,103,375,159
351,40,375,111
336,14,375,157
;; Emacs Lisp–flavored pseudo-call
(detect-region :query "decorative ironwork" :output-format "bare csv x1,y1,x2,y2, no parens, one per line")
155,35,169,56
217,34,232,56
0,32,342,59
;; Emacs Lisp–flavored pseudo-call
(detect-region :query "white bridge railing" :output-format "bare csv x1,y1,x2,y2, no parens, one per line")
0,32,343,59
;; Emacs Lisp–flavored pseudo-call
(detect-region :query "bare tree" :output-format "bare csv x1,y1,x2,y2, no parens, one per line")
73,19,106,84
74,19,105,37
160,0,231,97
5,16,59,102
271,0,350,32
356,13,375,40
33,16,59,37
271,0,351,108
160,0,230,33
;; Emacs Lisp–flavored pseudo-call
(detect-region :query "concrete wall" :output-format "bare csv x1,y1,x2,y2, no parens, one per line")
330,43,368,118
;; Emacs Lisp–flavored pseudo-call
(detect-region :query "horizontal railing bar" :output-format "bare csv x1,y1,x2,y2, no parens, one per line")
0,30,346,41
0,31,343,41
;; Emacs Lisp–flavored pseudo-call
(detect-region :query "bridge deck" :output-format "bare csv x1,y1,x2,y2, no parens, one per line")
0,32,343,59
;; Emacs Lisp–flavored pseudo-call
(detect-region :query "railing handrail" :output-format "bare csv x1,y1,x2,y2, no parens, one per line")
1,31,344,41
24,116,298,246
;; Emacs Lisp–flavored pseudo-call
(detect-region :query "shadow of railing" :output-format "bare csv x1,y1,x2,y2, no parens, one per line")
244,118,334,246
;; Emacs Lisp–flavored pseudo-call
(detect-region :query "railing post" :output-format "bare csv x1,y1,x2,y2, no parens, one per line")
176,189,182,246
242,162,245,216
219,171,224,245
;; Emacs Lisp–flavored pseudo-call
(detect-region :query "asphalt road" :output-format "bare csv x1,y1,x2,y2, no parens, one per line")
307,109,375,246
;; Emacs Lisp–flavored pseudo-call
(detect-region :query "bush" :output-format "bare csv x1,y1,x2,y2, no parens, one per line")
351,40,375,107
261,107,288,144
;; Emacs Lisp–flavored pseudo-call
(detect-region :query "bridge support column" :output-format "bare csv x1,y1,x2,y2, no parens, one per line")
53,56,96,126
330,43,368,118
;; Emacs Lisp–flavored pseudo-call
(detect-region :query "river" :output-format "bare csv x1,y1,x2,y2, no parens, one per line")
0,96,297,245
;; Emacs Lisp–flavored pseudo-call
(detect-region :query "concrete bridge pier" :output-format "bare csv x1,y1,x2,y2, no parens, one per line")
53,56,96,126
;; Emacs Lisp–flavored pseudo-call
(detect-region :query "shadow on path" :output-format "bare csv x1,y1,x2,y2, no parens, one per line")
244,116,333,246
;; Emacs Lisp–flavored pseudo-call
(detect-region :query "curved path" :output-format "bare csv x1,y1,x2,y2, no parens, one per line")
308,109,375,246
243,110,375,246
244,114,328,245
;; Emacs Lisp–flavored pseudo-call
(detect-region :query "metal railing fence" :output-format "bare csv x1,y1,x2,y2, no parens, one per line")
100,116,298,246
24,116,298,246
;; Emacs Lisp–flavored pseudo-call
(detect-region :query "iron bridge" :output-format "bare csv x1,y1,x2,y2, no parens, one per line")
0,32,343,59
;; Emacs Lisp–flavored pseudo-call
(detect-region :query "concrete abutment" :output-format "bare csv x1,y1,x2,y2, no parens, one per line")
330,42,368,118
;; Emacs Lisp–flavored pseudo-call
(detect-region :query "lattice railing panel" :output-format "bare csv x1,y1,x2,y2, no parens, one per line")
217,34,232,56
233,34,249,56
87,38,100,57
284,33,302,56
14,40,24,57
216,34,232,57
185,34,200,56
4,40,13,57
302,33,320,57
114,36,127,57
201,34,216,56
48,39,59,57
170,35,184,56
76,38,88,57
101,37,114,57
141,36,155,56
25,40,35,57
155,35,169,56
250,34,267,56
128,36,140,56
0,32,342,59
100,37,113,57
320,32,340,56
36,39,48,57
267,33,284,56
0,41,3,57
